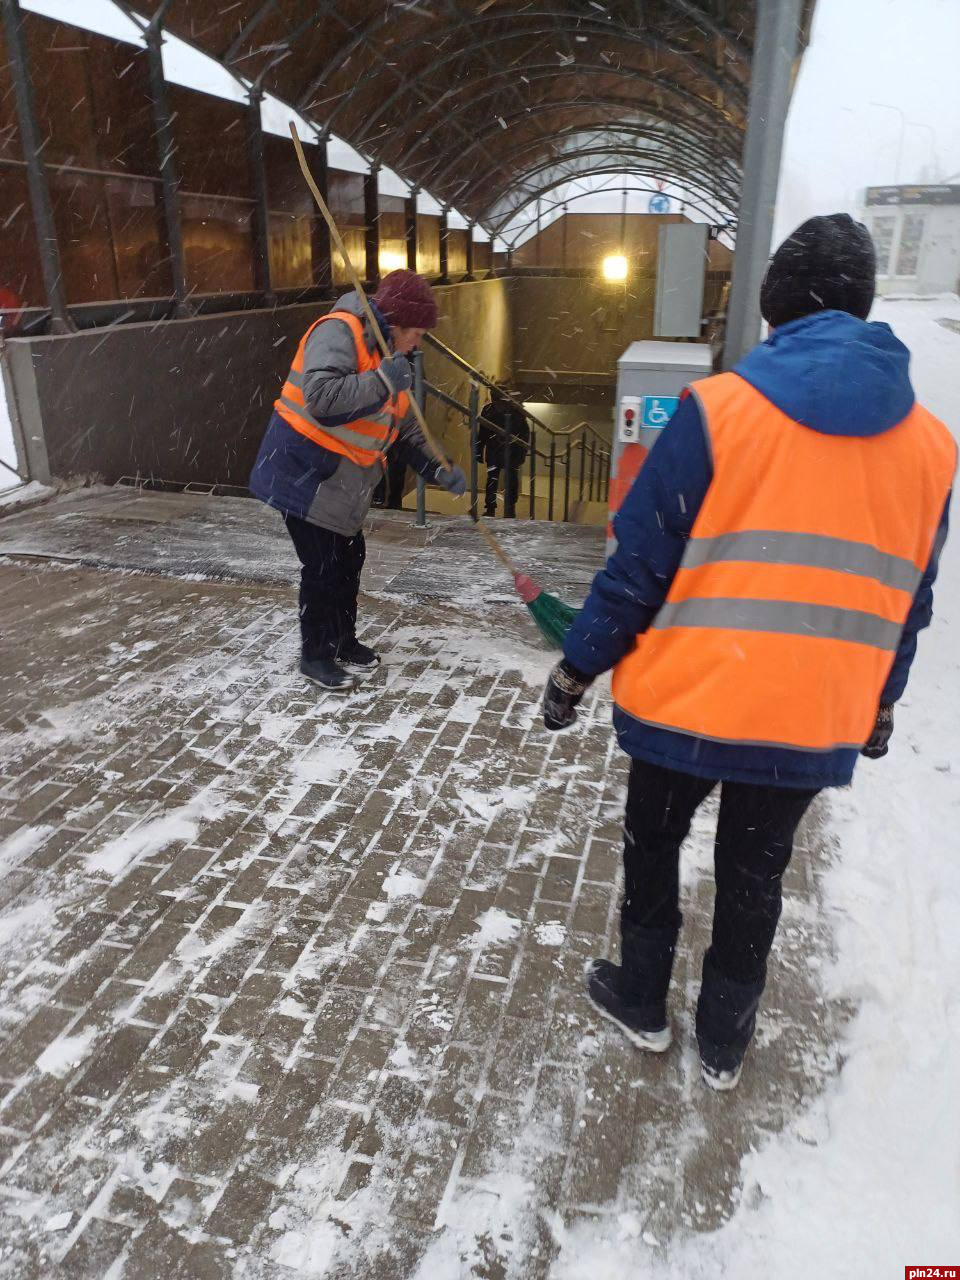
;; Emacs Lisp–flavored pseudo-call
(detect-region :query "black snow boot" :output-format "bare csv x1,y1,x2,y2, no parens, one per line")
585,922,678,1053
338,639,381,678
695,947,765,1091
299,655,355,692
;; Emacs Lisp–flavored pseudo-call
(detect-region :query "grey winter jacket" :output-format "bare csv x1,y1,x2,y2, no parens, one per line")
249,292,441,536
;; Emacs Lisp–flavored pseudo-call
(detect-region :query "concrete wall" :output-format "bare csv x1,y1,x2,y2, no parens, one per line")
520,401,612,442
5,277,510,488
510,274,660,382
422,278,511,470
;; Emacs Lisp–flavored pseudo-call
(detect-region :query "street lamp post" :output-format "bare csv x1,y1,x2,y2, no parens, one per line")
907,122,938,180
870,101,906,184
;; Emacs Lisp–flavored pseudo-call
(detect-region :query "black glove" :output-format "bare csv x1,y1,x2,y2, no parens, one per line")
377,353,413,396
435,463,467,496
543,660,591,731
861,703,894,759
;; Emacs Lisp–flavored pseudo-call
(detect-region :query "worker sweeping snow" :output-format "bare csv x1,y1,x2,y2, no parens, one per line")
542,214,955,1090
249,269,466,692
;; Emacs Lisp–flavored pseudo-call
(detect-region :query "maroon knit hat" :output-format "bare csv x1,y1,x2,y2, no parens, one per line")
372,269,438,329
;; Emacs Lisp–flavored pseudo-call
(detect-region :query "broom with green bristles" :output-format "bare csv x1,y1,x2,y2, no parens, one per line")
289,122,579,649
469,506,579,648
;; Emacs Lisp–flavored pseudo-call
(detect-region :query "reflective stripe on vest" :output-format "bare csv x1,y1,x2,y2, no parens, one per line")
274,310,408,467
611,372,956,752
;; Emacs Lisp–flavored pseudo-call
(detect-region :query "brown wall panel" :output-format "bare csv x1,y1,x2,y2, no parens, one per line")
268,212,312,290
0,167,43,306
169,85,250,198
377,206,406,273
0,24,21,162
332,227,365,286
23,13,156,175
447,228,468,279
181,194,255,294
264,133,320,290
417,214,440,277
263,132,313,217
107,177,171,298
327,170,364,225
49,170,120,303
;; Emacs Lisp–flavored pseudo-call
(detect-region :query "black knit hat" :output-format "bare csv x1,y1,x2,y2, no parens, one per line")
760,213,876,328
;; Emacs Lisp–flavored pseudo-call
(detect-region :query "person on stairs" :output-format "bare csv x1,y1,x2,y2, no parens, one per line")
250,269,466,691
542,213,955,1090
477,385,530,518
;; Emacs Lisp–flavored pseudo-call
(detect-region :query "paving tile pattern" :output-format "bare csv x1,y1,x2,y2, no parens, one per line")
0,518,848,1278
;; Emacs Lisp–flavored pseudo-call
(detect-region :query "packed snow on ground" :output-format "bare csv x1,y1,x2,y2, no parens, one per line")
546,297,960,1276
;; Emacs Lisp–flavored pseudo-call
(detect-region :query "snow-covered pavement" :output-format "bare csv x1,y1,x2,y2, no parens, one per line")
0,298,956,1278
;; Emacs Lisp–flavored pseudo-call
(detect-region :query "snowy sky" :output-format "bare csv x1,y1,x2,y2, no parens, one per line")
775,0,960,240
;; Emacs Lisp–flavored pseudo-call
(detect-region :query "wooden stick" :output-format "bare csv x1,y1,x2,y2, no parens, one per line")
469,509,519,577
288,122,450,472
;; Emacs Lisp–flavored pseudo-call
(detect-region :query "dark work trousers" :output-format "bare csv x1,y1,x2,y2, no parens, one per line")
283,513,365,661
622,758,819,1057
374,450,408,510
485,463,521,518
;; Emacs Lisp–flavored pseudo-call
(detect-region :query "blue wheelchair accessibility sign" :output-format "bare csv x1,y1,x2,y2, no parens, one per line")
641,395,680,428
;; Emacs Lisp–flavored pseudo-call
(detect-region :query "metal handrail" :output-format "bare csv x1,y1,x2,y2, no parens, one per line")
417,355,610,524
423,331,611,449
424,375,609,464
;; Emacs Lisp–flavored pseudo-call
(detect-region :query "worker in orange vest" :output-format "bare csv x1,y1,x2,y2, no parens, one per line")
250,270,466,691
543,214,955,1090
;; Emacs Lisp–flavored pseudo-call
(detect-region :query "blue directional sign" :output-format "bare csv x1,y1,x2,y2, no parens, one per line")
641,395,680,428
648,193,671,214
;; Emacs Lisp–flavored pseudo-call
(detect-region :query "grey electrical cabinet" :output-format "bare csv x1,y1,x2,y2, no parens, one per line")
608,340,712,553
654,222,709,338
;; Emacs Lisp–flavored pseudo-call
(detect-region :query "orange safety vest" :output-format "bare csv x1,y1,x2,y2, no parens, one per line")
274,310,409,467
612,372,956,752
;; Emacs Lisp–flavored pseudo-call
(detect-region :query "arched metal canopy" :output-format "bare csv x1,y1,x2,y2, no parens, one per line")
152,0,816,231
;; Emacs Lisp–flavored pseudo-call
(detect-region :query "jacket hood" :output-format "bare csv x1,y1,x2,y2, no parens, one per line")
734,309,915,436
332,292,392,349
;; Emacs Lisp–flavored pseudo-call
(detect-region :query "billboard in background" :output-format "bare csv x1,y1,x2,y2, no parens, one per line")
865,186,960,206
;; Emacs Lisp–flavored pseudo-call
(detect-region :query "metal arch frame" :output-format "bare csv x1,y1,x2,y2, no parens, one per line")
495,179,731,250
486,158,736,237
295,3,747,121
411,93,740,180
411,99,741,194
221,0,280,66
237,2,345,93
454,124,741,215
497,183,725,251
499,192,730,253
386,60,742,183
112,2,746,238
346,23,743,152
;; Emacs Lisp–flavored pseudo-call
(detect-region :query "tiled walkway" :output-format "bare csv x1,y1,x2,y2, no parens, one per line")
0,493,846,1278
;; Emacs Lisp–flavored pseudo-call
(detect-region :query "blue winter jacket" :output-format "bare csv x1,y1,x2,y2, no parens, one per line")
564,310,953,789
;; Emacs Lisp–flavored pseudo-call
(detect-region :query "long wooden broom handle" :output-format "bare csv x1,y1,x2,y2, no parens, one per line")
470,509,519,577
289,122,450,473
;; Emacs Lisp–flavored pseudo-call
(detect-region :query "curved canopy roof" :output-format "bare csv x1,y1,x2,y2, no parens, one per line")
149,0,815,232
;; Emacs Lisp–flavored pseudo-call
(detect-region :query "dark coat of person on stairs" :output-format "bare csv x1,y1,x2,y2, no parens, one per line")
542,213,955,1091
477,387,530,518
249,270,466,692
